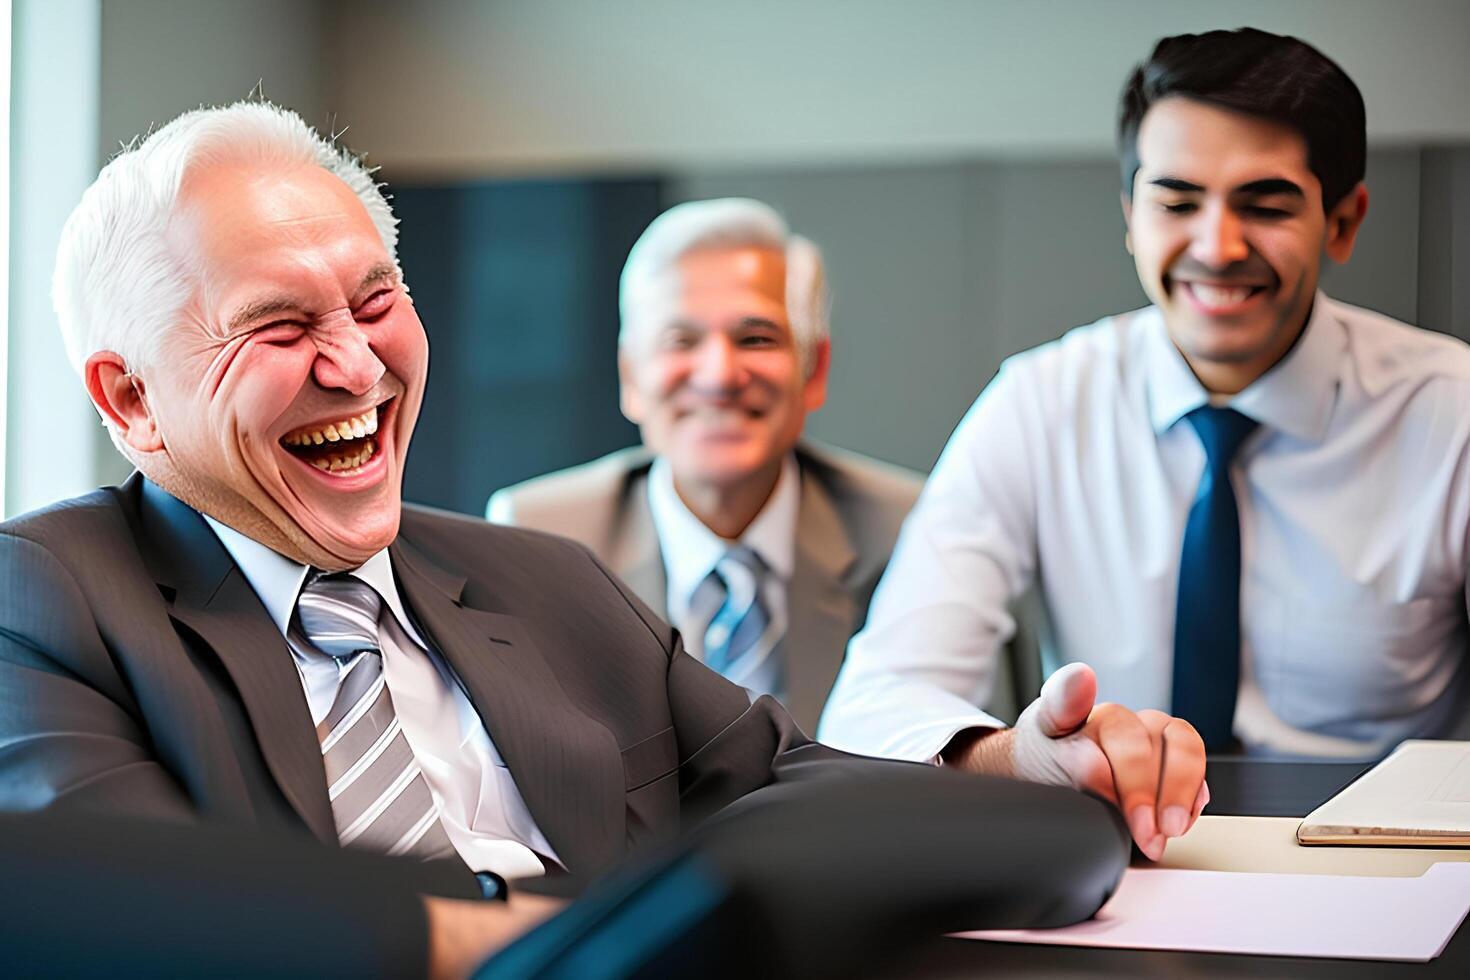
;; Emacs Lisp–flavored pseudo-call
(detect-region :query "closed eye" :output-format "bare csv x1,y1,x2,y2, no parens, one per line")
354,288,397,321
254,321,308,346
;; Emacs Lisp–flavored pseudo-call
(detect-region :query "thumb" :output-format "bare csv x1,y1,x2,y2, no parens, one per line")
1033,662,1097,737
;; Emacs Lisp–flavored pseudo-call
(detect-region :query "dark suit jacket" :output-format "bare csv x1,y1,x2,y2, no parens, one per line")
2,811,434,979
489,442,924,730
0,474,820,883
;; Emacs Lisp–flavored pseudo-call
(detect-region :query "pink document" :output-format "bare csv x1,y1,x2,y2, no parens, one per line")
960,863,1470,961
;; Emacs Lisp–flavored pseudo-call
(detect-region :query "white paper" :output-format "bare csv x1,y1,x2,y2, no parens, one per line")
1301,739,1470,838
960,862,1470,962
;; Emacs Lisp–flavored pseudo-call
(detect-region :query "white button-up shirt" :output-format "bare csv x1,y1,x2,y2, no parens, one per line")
205,518,560,878
819,295,1470,760
648,453,798,698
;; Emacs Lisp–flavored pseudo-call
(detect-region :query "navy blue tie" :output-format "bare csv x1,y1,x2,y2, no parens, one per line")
1172,406,1258,750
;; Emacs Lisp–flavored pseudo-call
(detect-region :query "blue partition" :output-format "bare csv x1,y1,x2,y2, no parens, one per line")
390,177,663,515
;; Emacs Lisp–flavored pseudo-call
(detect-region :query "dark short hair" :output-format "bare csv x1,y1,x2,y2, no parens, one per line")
1117,28,1366,211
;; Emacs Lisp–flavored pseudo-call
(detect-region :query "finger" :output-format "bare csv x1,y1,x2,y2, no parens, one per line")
1086,706,1164,859
1187,779,1210,831
1035,662,1096,737
1152,718,1207,839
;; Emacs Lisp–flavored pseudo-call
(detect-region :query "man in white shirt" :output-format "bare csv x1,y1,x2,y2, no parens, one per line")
489,199,925,733
821,28,1470,766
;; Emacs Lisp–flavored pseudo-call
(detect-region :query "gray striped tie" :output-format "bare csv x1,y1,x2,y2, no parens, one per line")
295,573,456,860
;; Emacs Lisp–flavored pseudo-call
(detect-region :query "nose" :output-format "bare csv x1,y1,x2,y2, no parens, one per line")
310,311,385,395
1189,202,1249,269
689,334,743,391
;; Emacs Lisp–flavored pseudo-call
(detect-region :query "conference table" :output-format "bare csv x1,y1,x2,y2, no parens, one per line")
881,758,1470,978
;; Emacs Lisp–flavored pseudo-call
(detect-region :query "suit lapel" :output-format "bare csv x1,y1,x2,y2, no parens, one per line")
390,537,625,876
604,467,668,619
137,481,336,842
784,468,859,733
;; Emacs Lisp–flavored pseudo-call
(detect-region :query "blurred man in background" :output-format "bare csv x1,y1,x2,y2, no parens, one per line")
490,199,922,732
822,28,1470,781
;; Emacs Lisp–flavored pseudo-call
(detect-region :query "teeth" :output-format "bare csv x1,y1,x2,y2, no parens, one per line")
1189,283,1257,306
306,437,378,474
283,406,380,447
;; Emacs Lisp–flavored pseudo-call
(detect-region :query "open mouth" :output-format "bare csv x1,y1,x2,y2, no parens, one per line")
280,399,391,476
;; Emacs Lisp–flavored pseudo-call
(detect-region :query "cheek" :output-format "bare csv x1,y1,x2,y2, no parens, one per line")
371,312,430,380
750,355,802,396
1255,233,1315,282
218,345,317,434
644,358,688,404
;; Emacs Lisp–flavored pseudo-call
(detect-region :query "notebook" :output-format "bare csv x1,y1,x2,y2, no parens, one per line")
1297,740,1470,846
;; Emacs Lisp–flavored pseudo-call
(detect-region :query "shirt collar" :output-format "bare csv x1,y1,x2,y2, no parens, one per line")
1144,291,1343,444
203,516,424,646
648,453,799,607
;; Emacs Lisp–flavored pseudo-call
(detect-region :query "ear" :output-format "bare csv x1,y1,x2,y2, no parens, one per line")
1324,183,1369,264
617,348,644,424
1120,192,1135,255
802,337,831,412
85,352,163,453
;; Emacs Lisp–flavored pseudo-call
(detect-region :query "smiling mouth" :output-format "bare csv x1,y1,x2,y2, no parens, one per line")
280,399,390,475
1179,282,1267,306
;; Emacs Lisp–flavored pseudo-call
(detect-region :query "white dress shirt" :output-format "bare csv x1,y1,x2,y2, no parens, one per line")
204,517,560,878
819,295,1470,761
648,453,798,698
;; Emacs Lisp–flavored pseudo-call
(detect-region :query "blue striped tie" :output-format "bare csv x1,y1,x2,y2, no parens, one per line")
1172,407,1258,750
691,546,772,680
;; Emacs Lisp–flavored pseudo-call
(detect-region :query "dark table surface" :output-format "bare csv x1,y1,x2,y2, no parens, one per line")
877,757,1469,978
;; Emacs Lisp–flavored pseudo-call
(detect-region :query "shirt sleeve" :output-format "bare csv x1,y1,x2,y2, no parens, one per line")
817,359,1043,760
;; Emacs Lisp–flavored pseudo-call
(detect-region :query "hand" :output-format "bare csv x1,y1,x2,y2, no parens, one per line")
425,891,565,980
947,663,1209,860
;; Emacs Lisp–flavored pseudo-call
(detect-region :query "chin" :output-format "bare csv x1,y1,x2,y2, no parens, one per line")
295,507,401,564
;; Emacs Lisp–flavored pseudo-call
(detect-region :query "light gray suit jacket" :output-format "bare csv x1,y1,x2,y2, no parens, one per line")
489,442,924,732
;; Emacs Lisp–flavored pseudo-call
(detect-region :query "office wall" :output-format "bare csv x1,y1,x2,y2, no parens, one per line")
99,0,328,154
1419,148,1470,344
325,0,1470,176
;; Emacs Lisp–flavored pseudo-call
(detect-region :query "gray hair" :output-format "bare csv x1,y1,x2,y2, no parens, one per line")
618,198,830,370
52,99,397,377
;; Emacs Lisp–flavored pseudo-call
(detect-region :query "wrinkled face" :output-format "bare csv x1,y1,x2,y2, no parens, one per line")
143,162,428,568
1125,97,1360,392
619,246,828,491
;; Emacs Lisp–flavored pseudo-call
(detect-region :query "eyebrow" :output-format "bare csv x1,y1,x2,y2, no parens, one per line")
1234,178,1305,198
1148,177,1204,193
355,263,399,296
224,264,400,335
226,296,305,335
1147,176,1305,198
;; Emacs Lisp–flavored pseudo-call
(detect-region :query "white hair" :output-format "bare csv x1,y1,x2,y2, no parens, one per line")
617,198,830,370
52,99,397,377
